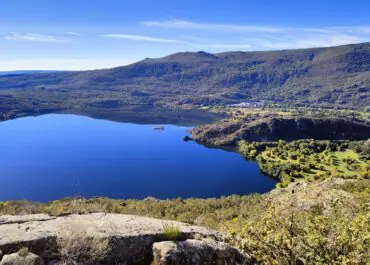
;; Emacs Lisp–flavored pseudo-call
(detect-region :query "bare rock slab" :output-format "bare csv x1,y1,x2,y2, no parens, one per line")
0,252,44,265
0,213,222,264
152,239,248,265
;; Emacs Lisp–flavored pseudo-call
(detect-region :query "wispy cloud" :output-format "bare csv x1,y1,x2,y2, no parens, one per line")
241,33,364,50
101,33,257,50
4,32,73,43
102,34,187,44
330,26,370,33
142,19,370,36
66,31,81,37
140,19,370,51
141,20,287,33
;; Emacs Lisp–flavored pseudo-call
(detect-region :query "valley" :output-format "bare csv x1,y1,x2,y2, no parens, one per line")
0,42,369,265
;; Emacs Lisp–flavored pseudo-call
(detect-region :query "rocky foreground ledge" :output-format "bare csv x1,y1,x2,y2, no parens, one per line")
0,213,247,265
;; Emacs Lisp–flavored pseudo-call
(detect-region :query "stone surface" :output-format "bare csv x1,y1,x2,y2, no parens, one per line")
0,252,44,265
152,239,247,265
0,213,222,265
0,215,55,225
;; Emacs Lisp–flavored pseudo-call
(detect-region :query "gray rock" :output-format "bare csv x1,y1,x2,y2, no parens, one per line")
0,252,44,265
0,215,55,226
152,239,248,265
0,214,222,265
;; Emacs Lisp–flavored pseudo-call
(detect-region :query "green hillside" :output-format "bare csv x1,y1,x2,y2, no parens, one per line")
0,43,369,122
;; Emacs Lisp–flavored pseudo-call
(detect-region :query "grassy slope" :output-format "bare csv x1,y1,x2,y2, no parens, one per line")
236,137,370,188
0,179,367,228
260,149,368,181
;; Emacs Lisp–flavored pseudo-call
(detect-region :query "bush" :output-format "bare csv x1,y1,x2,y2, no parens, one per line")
228,206,370,265
163,223,181,241
249,149,258,159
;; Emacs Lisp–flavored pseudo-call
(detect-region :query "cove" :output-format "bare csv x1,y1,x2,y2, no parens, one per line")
0,114,276,202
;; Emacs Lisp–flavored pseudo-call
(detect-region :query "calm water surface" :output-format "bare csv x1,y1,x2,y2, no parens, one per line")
0,114,275,201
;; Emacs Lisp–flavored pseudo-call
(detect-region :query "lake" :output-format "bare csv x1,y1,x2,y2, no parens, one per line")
0,114,276,201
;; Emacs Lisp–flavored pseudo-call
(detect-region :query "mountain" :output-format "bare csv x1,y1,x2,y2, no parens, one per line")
0,43,369,121
0,70,61,76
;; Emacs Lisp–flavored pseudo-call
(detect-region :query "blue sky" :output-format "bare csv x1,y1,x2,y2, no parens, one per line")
1,0,370,70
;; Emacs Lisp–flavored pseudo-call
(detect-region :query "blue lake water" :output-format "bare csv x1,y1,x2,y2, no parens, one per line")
0,114,276,202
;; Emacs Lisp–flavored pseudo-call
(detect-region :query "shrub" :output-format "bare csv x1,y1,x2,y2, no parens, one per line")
249,149,258,159
163,223,181,241
228,206,369,265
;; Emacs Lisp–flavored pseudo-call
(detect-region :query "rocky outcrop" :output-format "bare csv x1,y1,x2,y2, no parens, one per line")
182,135,192,142
0,252,44,265
0,213,240,265
152,239,248,265
191,114,370,146
265,178,357,214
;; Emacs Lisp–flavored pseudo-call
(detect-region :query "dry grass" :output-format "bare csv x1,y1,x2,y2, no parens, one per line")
18,247,29,257
56,219,111,264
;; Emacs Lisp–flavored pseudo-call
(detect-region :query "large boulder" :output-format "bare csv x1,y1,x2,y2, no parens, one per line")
0,252,44,265
152,239,248,265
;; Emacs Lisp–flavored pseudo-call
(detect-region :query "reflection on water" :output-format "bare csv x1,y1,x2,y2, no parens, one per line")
66,106,225,126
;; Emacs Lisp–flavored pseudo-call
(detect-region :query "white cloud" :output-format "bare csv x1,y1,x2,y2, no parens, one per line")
102,34,187,44
141,20,288,33
140,19,370,50
0,58,137,71
330,26,370,34
66,31,81,37
4,32,73,43
3,22,370,71
101,33,256,50
142,19,370,36
241,33,364,50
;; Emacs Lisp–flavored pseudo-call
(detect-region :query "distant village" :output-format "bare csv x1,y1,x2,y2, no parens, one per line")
227,101,265,108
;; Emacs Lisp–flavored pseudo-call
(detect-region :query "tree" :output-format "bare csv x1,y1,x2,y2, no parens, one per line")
249,149,258,159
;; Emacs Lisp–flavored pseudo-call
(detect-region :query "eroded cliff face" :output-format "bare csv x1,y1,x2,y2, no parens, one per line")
191,115,370,146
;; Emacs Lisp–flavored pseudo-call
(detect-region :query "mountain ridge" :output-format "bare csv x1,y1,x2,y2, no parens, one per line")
0,42,369,121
